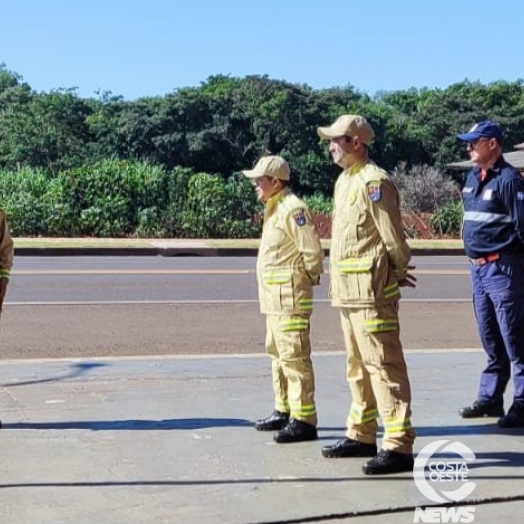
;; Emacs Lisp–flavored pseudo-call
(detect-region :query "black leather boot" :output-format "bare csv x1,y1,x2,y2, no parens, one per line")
321,438,377,458
273,418,317,443
362,450,414,475
254,410,289,431
498,402,524,428
459,400,504,418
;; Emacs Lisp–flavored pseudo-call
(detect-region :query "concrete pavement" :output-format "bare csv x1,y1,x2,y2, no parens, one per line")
1,350,523,524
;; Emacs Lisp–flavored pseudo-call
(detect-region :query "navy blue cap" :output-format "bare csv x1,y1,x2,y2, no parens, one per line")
457,120,503,142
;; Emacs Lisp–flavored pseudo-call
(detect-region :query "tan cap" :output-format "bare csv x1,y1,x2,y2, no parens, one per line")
242,155,290,181
317,114,375,145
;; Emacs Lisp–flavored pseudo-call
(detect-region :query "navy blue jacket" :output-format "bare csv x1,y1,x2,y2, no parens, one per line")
462,156,524,259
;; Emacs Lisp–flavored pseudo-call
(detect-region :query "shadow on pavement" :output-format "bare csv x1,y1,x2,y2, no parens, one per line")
416,424,524,437
1,417,252,430
1,362,108,388
3,473,524,490
0,476,417,490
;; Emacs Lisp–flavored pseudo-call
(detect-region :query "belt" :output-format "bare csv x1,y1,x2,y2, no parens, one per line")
470,253,500,266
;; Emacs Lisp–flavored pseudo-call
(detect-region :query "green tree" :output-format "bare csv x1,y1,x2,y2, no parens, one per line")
0,89,93,171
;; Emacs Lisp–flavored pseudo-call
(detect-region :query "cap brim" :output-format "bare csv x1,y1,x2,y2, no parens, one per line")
457,132,481,142
242,169,261,178
317,126,342,140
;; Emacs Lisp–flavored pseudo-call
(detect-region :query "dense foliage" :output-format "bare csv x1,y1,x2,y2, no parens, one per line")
1,63,523,237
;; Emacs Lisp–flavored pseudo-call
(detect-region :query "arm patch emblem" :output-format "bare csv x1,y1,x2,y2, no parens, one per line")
293,210,307,226
367,182,382,202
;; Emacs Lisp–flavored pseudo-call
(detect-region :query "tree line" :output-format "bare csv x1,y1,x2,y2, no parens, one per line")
1,64,523,237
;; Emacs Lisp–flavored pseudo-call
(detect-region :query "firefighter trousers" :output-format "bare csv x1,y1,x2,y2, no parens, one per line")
339,303,415,454
265,314,317,426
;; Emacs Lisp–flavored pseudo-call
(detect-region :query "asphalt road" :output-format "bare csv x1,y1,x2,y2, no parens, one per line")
0,255,480,360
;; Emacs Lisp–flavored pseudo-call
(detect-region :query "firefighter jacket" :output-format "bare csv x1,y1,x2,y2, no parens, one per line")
462,155,524,259
256,187,324,315
329,160,410,307
0,209,13,280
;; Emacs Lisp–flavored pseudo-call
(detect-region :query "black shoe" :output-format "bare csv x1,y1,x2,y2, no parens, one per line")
0,419,2,429
254,410,289,431
498,403,524,428
321,438,377,458
273,418,317,443
362,449,414,475
459,400,504,418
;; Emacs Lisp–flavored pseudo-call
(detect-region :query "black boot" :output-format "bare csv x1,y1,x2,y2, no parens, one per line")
0,419,2,429
362,449,414,475
459,400,504,418
321,438,377,458
498,402,524,428
254,410,289,431
273,418,317,443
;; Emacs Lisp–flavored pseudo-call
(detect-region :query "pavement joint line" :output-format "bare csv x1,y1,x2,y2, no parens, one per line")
247,494,524,524
0,348,483,365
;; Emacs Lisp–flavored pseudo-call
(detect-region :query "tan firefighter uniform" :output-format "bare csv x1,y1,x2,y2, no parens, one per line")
257,187,324,426
0,209,13,315
330,159,415,454
0,208,13,429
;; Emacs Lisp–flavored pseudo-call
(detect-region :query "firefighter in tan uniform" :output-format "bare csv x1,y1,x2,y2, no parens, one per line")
0,208,14,429
317,115,417,475
243,155,324,443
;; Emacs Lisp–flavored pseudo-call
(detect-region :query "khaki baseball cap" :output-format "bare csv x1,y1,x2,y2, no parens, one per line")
317,114,375,145
242,155,290,181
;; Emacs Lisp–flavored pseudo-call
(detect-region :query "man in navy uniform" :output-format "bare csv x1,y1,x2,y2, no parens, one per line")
457,120,524,428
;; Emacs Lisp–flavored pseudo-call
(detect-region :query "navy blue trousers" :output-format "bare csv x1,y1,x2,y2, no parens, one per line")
471,254,524,405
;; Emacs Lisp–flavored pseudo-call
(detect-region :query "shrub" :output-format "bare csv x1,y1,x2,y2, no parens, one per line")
182,172,260,238
429,199,463,237
0,167,52,235
392,163,460,213
303,192,333,215
57,159,167,237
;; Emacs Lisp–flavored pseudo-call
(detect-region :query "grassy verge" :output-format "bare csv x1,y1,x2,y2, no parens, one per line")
13,237,155,248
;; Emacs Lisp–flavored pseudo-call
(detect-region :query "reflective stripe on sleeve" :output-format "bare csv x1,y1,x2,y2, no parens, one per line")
383,282,400,299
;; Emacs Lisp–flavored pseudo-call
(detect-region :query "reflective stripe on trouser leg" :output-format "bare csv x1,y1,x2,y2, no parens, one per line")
340,308,379,445
265,315,289,413
267,314,317,425
342,304,415,454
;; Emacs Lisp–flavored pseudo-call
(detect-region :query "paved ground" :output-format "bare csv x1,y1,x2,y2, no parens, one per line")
1,302,480,360
1,350,523,524
5,243,522,522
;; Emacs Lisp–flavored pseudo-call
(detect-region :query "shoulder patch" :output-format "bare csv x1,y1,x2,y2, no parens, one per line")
366,181,382,202
293,210,307,226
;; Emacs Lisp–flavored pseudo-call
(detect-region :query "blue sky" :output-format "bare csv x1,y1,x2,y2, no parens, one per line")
1,0,523,100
